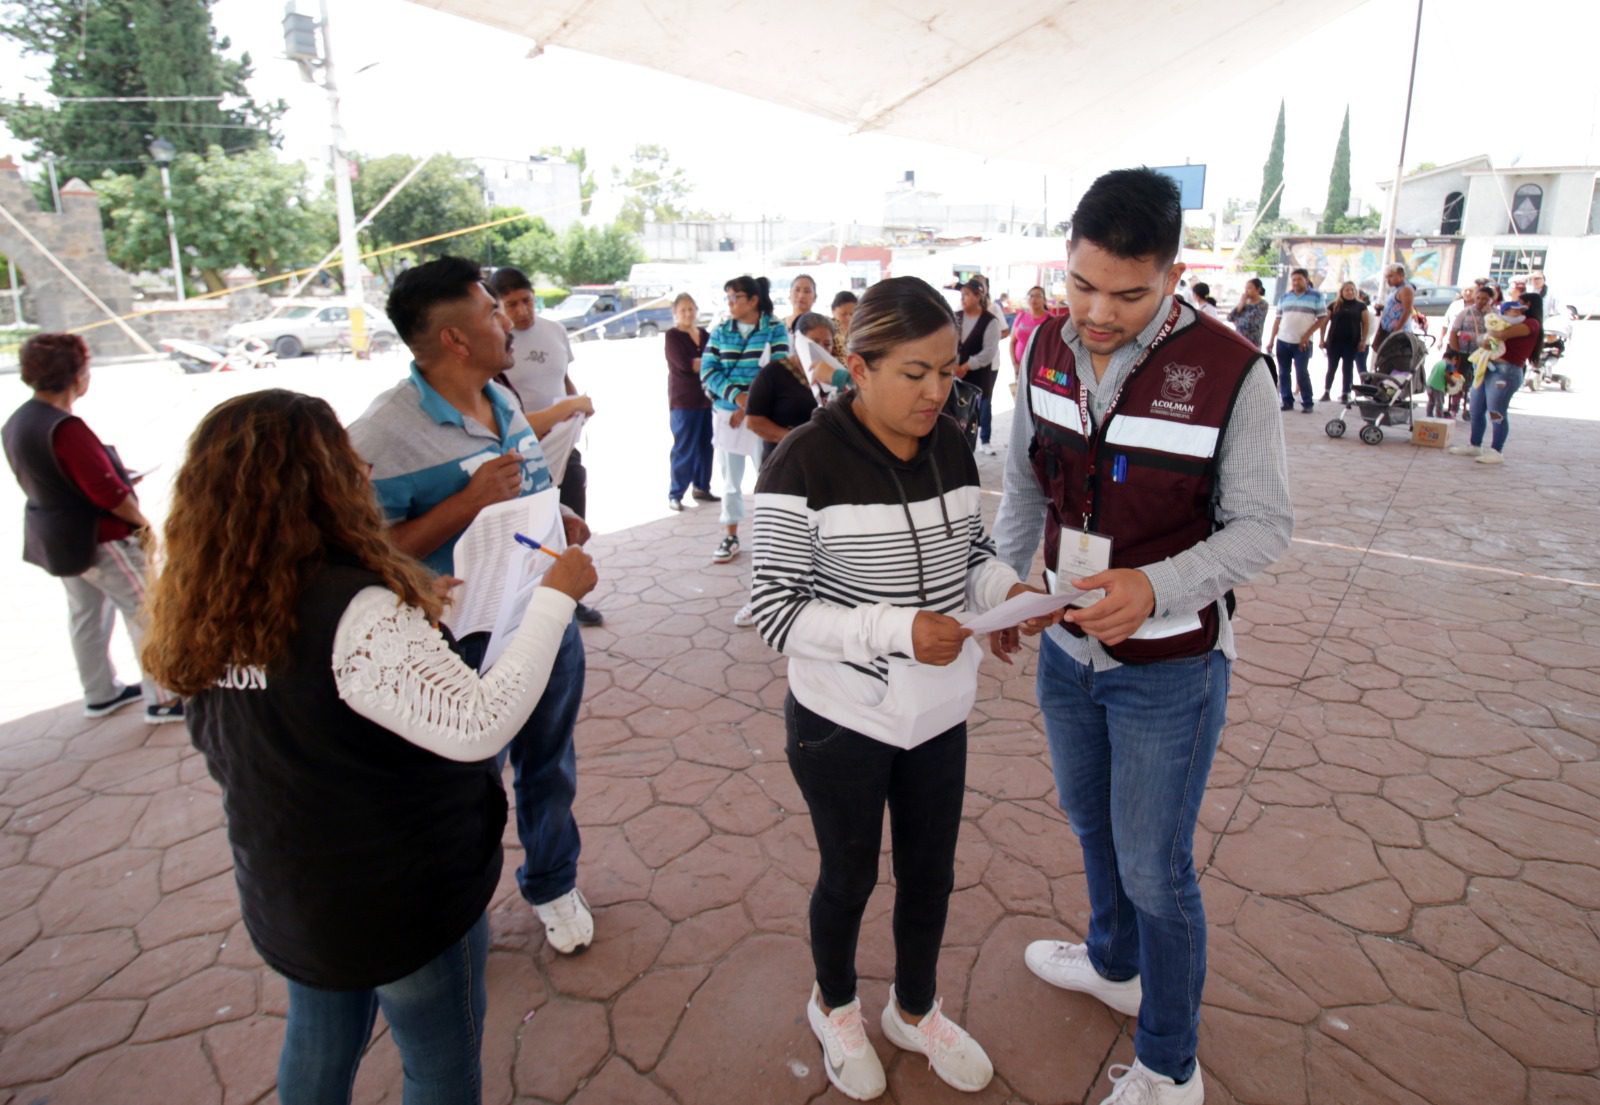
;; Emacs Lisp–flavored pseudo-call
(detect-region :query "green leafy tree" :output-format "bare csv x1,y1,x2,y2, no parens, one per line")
96,145,327,291
350,154,488,282
1239,217,1299,277
1183,225,1214,251
1256,100,1286,222
550,222,643,286
0,0,282,183
1318,106,1352,233
538,146,595,216
613,143,691,232
504,217,561,279
1322,207,1383,236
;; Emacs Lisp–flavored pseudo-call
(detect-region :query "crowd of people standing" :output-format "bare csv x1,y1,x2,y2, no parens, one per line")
8,151,1563,1104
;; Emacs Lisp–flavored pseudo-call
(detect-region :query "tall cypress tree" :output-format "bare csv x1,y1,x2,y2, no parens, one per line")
1257,100,1286,222
0,0,282,182
1319,106,1352,233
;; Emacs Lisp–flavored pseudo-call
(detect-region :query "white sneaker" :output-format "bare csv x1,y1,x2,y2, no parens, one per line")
1447,444,1481,456
979,444,997,456
533,888,593,954
1024,940,1142,1016
1475,449,1504,465
1100,1059,1204,1105
733,602,757,628
880,986,993,1093
806,985,886,1101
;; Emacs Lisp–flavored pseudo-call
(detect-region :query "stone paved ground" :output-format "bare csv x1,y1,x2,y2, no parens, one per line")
2,371,1599,1104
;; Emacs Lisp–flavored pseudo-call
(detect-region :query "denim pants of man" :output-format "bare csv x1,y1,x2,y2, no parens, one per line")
1036,636,1230,1083
457,619,584,906
1469,362,1525,453
668,407,714,499
278,913,489,1105
1274,340,1314,409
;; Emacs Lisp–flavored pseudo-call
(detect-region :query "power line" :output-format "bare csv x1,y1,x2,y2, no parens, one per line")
54,95,227,104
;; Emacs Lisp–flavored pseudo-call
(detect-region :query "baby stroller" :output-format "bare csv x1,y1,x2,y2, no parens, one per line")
1324,330,1427,445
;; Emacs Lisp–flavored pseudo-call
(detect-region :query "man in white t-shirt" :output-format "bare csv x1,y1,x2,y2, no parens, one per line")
489,266,603,627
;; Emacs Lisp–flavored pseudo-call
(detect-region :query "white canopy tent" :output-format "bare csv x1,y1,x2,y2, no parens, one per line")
402,0,1369,168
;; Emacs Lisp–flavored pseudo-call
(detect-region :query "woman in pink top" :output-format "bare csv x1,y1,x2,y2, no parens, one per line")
1010,286,1053,367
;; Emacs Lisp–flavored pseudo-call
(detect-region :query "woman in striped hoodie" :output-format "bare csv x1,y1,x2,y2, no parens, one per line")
700,274,790,565
751,277,1039,1100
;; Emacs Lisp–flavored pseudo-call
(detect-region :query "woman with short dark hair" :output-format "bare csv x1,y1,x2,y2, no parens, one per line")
1,333,181,723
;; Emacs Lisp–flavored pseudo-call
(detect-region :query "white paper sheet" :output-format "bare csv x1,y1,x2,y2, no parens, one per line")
960,589,1089,634
538,412,586,486
711,405,763,457
794,333,846,382
445,489,565,642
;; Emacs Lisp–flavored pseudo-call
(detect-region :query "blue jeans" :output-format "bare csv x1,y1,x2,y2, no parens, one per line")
1036,637,1230,1083
1469,362,1524,453
458,619,584,906
278,913,489,1105
668,407,713,499
1275,340,1313,408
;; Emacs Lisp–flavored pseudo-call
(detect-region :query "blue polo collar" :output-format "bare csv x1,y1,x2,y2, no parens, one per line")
408,362,515,435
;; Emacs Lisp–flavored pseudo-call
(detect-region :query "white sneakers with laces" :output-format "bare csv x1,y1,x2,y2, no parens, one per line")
1474,449,1505,464
1447,443,1481,456
806,986,886,1101
1100,1059,1205,1105
1024,940,1142,1016
879,986,994,1093
533,888,593,955
733,602,757,628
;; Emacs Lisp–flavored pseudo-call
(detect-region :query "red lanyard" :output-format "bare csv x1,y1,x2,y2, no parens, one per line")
1074,298,1183,530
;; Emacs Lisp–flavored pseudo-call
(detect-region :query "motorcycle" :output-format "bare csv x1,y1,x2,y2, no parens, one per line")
161,337,278,374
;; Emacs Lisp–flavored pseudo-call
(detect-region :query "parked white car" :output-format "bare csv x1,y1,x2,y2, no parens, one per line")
227,301,399,359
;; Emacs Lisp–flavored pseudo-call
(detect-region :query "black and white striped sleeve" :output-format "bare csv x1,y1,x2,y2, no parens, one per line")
751,491,919,664
965,507,1020,613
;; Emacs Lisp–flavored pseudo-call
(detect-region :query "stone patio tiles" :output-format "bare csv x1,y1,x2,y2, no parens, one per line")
1,402,1599,1105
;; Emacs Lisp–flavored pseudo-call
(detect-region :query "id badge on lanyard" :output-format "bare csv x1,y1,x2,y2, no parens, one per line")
1054,299,1183,606
1055,529,1113,606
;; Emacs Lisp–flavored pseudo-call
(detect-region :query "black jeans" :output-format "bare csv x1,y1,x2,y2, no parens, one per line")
559,448,586,518
1324,342,1359,397
784,692,966,1017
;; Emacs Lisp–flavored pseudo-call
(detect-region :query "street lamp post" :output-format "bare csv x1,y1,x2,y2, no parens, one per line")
148,137,186,302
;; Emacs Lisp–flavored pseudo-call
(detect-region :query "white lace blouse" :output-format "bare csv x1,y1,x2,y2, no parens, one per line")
331,585,575,762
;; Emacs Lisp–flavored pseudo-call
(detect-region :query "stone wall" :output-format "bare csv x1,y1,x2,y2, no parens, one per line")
0,158,146,357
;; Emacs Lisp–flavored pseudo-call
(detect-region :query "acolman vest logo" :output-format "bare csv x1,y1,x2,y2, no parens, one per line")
1153,363,1204,419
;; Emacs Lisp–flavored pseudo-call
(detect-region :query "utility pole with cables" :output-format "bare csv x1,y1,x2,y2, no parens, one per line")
284,2,368,356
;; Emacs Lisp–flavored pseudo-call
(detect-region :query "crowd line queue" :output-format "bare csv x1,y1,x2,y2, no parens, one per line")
1,163,1541,1105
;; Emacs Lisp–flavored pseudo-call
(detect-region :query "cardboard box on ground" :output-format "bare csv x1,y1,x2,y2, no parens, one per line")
1412,418,1452,448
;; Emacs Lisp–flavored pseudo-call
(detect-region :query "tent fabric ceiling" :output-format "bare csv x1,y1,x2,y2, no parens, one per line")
405,0,1366,165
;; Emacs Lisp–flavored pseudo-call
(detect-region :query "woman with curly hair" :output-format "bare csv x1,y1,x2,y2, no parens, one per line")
142,389,596,1105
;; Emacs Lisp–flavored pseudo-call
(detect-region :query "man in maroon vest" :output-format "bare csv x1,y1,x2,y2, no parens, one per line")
992,168,1293,1105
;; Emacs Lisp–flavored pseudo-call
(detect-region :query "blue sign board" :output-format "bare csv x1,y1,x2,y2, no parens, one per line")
1151,164,1207,211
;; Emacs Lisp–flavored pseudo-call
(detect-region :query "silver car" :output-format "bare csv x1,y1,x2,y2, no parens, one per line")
226,302,399,359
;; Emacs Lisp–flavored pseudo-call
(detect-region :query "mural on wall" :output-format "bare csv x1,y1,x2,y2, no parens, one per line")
1279,237,1462,293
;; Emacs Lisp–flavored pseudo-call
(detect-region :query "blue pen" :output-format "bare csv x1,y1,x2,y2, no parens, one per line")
1113,455,1128,483
513,531,562,560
